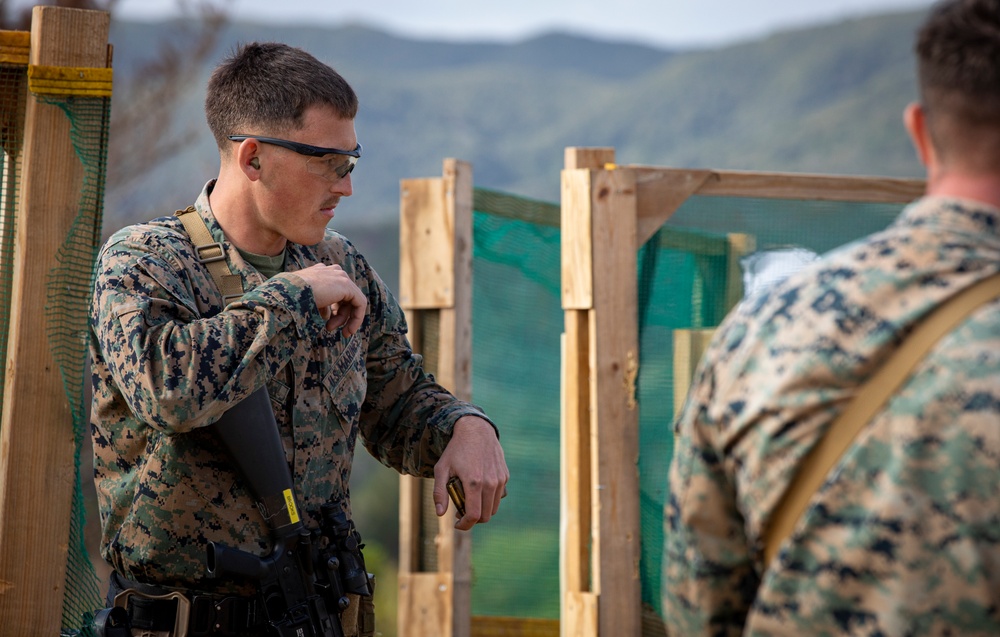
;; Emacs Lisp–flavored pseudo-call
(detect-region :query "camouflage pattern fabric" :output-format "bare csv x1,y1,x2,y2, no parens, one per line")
663,197,1000,635
90,180,492,592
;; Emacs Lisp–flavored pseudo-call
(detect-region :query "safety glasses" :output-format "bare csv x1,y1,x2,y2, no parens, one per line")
228,135,362,180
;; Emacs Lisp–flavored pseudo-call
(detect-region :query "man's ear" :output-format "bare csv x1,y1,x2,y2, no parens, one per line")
904,102,934,168
234,138,262,179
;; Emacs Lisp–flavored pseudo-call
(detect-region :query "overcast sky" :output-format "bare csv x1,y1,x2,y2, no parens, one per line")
113,0,937,48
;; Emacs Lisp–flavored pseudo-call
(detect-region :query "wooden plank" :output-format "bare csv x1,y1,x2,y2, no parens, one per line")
398,307,426,576
559,313,591,606
633,168,712,247
562,147,614,310
724,233,755,315
440,158,473,637
564,147,615,171
563,591,598,637
632,166,925,203
444,509,472,637
398,572,454,637
398,475,423,575
397,160,473,637
587,167,641,637
471,616,559,637
641,604,668,636
399,177,453,310
672,329,717,418
561,169,594,310
442,158,473,402
0,7,110,636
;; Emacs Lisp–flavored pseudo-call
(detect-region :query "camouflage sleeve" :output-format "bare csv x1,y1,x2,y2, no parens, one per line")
91,234,327,432
356,269,494,477
662,340,759,636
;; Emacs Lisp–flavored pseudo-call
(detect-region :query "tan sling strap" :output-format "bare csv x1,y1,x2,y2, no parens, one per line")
762,271,1000,567
175,205,245,303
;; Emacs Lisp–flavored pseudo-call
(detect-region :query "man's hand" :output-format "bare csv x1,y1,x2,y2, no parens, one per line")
433,416,509,530
291,263,367,335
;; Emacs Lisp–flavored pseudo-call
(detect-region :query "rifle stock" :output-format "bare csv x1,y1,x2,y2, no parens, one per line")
207,387,345,637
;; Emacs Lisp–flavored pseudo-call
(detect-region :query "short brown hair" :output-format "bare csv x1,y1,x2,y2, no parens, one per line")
916,0,1000,169
205,42,358,150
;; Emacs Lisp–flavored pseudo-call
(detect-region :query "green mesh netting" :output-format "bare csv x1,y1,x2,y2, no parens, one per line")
469,189,563,619
41,92,110,636
465,185,910,630
0,59,109,633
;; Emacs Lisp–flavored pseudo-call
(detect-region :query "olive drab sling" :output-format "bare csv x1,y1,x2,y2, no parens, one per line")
763,271,1000,567
175,205,245,303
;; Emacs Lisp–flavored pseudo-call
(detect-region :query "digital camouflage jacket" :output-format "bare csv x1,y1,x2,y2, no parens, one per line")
90,181,490,592
664,197,1000,635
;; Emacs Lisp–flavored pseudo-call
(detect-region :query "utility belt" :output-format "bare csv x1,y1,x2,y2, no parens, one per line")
99,571,267,637
97,571,374,637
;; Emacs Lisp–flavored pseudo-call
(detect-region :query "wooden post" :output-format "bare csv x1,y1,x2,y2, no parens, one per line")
672,329,717,418
0,7,110,636
398,159,474,637
561,147,642,637
560,155,923,637
724,233,755,313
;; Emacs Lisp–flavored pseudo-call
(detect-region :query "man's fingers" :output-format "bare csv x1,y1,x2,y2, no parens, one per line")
295,264,368,334
347,302,366,335
432,476,450,517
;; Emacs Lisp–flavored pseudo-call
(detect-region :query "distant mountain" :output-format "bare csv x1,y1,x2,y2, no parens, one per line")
105,9,928,282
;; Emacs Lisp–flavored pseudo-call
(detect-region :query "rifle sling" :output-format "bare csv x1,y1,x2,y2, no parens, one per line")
176,205,245,303
762,271,1000,567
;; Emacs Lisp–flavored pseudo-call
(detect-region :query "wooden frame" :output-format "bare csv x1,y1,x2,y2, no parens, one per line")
398,159,474,637
0,7,111,636
559,147,925,637
394,149,924,637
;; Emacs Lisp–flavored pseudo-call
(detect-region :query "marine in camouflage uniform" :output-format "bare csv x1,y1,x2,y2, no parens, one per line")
662,1,1000,633
663,197,1000,635
90,181,491,592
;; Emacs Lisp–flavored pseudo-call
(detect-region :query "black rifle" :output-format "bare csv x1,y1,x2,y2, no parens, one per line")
206,387,372,637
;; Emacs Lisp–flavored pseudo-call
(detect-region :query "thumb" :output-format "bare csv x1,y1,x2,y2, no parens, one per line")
432,465,450,517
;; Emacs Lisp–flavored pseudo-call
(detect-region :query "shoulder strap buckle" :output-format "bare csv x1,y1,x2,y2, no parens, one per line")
175,206,245,302
195,241,227,265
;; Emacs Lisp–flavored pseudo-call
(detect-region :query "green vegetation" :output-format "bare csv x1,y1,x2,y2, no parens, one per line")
105,8,927,252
